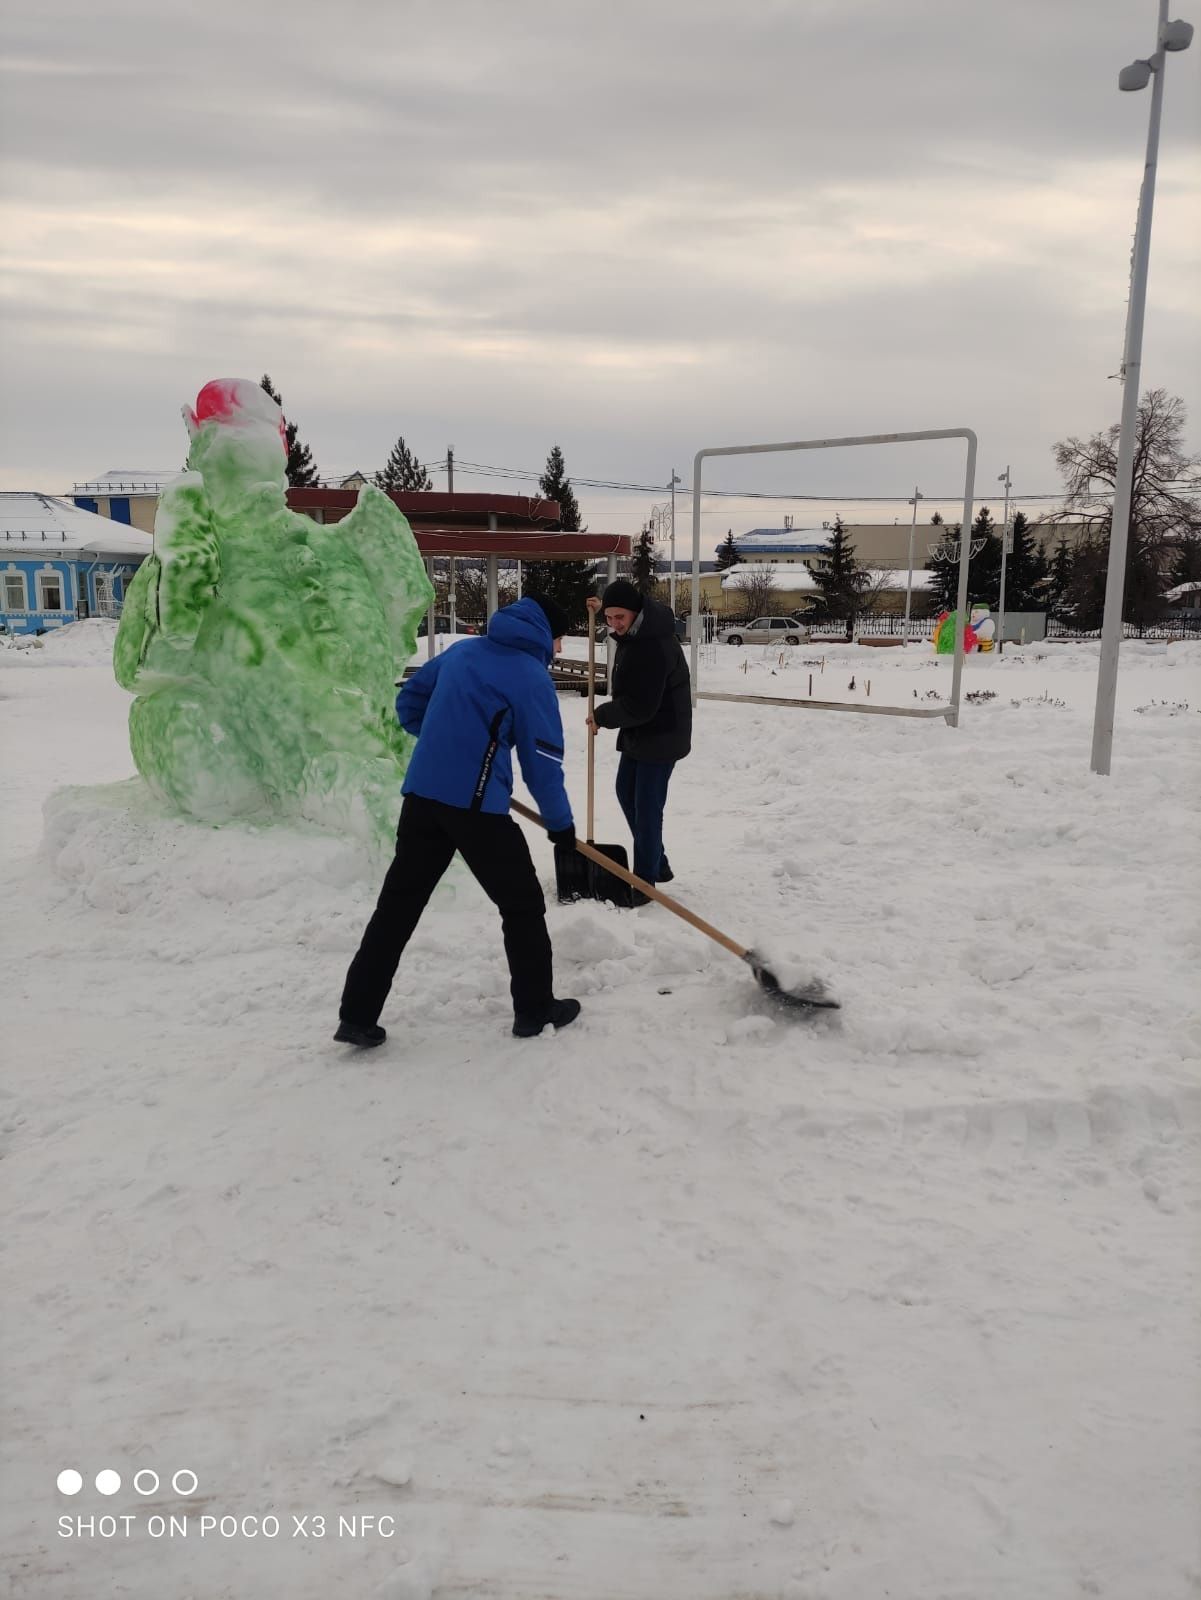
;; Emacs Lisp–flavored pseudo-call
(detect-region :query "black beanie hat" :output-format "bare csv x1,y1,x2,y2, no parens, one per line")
600,579,643,613
526,590,570,639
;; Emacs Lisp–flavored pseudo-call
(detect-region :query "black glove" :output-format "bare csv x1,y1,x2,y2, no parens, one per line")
548,824,576,850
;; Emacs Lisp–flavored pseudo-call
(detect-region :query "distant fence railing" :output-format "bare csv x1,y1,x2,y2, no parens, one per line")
1047,615,1201,641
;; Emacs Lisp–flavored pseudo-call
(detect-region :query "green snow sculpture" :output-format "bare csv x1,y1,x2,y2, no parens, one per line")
114,379,434,848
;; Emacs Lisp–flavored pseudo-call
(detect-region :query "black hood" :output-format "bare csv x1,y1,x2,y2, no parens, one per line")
627,595,676,642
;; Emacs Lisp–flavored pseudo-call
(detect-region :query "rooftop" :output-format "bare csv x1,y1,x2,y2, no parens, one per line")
1,493,154,560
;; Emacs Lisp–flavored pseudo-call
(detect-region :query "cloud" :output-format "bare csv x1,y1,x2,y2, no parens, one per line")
1,0,1198,512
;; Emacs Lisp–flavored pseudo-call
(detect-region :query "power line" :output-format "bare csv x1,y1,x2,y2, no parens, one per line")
449,458,1093,503
397,454,1196,505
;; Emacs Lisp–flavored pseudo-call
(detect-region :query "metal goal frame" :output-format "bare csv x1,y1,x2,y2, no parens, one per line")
688,428,978,726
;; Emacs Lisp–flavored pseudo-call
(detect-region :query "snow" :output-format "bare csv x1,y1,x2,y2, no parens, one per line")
2,622,1199,1599
715,563,932,592
0,492,154,560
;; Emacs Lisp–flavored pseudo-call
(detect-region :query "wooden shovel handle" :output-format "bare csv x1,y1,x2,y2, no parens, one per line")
511,798,748,961
586,606,596,842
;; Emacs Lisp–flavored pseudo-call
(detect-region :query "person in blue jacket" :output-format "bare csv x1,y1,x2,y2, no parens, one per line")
336,593,581,1046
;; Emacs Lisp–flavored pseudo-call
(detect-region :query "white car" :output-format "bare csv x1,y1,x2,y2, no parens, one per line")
717,616,810,646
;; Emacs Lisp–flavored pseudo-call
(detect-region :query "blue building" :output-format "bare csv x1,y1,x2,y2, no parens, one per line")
1,493,153,636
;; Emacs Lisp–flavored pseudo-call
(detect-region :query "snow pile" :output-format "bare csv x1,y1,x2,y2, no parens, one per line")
1,637,1199,1599
0,617,120,665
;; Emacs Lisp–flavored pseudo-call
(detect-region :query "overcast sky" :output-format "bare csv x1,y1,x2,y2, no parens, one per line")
2,0,1198,548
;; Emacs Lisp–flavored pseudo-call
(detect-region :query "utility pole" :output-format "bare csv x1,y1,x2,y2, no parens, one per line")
669,469,682,613
997,466,1012,655
1092,0,1193,775
447,447,456,635
903,487,923,643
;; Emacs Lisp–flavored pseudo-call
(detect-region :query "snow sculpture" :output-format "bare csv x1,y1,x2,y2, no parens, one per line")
971,605,996,652
932,609,979,655
113,379,434,847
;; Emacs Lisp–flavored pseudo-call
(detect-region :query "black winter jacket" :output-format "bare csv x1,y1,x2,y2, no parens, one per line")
592,596,692,762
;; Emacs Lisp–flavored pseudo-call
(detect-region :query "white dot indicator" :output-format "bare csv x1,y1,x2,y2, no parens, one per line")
57,1470,83,1495
95,1470,121,1496
133,1470,160,1496
172,1469,198,1496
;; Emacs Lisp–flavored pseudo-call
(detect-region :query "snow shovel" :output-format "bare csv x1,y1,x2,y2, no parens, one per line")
553,608,634,908
514,799,838,1012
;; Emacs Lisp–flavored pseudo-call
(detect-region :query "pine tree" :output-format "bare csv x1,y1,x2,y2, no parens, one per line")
259,374,320,486
631,524,659,594
374,434,432,492
926,517,960,612
925,508,1001,610
1000,511,1050,612
715,530,739,570
521,445,594,631
810,515,869,640
1170,530,1201,587
538,445,583,531
1046,535,1075,621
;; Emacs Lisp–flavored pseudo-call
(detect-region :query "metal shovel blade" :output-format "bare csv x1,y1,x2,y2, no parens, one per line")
745,952,841,1011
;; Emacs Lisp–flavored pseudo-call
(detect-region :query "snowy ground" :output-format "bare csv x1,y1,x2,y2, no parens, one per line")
2,620,1199,1600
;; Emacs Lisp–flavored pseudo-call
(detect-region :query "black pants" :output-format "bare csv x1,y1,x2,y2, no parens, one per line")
340,794,554,1025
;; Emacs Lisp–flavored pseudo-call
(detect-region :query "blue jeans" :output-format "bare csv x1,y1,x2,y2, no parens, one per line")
615,755,676,885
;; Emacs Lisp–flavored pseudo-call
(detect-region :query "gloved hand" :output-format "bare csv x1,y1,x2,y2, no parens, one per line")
548,824,576,850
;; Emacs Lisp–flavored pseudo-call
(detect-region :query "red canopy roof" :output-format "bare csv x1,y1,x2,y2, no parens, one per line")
287,488,629,558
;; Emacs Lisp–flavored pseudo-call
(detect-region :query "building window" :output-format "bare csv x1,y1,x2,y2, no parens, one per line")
3,571,27,611
37,571,65,611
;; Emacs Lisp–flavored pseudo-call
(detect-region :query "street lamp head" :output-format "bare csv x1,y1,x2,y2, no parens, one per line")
1163,18,1194,50
1119,58,1154,89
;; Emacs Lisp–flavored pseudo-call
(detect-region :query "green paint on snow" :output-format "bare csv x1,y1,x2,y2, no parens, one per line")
114,379,433,848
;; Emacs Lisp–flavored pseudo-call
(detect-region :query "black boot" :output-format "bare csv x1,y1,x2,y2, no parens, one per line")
334,1021,387,1048
512,998,581,1038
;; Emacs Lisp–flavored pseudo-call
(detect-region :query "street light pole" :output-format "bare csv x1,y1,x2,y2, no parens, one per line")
669,469,681,613
903,487,923,642
1091,0,1193,775
997,466,1011,656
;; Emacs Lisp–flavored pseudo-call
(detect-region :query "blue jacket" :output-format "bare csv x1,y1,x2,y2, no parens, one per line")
396,597,573,833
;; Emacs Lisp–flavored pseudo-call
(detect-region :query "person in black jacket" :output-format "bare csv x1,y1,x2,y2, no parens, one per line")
585,580,692,900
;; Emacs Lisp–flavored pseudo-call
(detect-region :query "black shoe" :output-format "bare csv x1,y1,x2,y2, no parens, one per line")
512,998,581,1038
629,890,652,907
334,1021,386,1048
657,858,674,884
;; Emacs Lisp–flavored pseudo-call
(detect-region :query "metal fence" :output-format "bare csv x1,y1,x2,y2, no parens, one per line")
1047,614,1201,641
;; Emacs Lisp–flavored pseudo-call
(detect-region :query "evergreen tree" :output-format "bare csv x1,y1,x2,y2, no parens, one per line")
970,508,1002,605
925,508,1001,610
1046,535,1075,621
715,530,739,570
1169,529,1201,587
1000,511,1050,612
374,434,432,492
521,445,594,631
631,523,659,594
538,444,583,531
259,374,320,486
810,515,869,640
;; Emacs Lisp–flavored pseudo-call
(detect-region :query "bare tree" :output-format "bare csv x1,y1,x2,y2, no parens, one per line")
449,563,516,627
1049,389,1200,625
733,565,781,619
